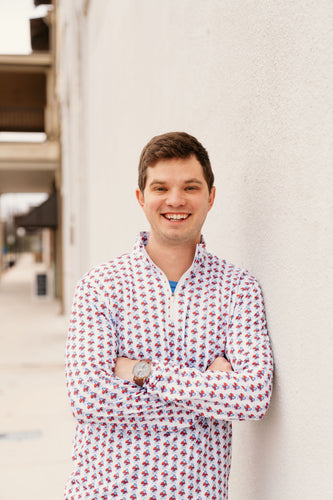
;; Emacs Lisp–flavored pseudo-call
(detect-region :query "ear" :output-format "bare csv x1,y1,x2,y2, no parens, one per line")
208,186,216,211
136,188,145,208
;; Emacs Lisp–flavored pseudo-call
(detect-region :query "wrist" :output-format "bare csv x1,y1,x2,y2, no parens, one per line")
114,357,137,381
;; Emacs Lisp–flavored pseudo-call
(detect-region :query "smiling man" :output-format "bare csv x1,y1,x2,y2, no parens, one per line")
65,132,273,499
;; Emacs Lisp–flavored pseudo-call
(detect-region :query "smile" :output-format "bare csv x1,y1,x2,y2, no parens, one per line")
162,213,190,222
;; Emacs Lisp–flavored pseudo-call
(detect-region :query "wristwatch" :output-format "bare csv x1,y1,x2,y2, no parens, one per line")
133,359,151,387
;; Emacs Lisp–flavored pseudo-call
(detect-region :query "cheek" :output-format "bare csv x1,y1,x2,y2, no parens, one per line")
148,198,161,210
143,200,159,216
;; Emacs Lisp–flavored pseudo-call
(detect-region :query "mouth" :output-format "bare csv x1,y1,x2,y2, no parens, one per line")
162,213,191,222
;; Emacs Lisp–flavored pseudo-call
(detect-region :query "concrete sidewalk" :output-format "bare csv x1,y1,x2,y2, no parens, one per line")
0,254,75,500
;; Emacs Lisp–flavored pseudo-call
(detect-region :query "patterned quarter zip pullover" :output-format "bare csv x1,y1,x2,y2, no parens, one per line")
65,232,273,499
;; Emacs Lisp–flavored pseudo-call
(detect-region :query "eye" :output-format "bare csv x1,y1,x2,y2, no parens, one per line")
185,186,198,191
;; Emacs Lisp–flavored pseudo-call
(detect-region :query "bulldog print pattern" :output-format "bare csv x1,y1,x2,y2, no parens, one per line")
65,232,273,499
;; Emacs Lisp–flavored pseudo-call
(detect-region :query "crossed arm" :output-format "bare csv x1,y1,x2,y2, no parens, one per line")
114,355,233,381
66,275,273,426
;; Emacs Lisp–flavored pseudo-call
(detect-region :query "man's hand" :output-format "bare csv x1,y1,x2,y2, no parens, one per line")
114,356,137,382
206,356,233,372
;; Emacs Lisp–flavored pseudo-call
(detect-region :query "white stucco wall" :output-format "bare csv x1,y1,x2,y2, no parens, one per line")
58,1,333,498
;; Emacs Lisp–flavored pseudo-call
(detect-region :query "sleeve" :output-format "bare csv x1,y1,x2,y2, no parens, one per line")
65,278,174,426
145,274,273,421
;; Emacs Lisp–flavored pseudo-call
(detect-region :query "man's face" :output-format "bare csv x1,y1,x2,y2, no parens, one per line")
136,155,215,247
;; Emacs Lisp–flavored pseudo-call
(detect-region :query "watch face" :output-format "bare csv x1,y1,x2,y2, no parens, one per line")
134,360,150,378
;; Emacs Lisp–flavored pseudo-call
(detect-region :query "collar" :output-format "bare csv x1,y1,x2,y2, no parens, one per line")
133,231,207,271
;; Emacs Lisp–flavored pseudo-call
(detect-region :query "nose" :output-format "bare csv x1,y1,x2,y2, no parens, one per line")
165,188,185,207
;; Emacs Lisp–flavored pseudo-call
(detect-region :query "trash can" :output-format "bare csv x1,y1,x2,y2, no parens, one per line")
35,272,48,297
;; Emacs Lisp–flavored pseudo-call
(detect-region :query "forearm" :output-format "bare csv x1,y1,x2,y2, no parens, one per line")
145,353,273,421
66,281,173,425
66,334,166,424
115,346,272,422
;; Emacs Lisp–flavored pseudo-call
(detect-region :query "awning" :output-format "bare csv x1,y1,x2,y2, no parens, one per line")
30,17,50,51
15,192,58,229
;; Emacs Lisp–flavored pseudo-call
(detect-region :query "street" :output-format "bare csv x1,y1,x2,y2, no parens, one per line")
0,254,74,499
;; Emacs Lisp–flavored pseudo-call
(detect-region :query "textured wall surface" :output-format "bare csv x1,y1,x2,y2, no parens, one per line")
58,1,333,498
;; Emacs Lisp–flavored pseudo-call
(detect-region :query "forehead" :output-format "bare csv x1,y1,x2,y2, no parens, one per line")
145,156,206,184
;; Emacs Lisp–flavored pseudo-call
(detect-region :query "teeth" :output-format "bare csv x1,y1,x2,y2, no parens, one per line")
164,214,189,221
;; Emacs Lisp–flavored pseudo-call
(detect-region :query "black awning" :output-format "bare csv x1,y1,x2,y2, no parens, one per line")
15,192,58,229
30,17,50,51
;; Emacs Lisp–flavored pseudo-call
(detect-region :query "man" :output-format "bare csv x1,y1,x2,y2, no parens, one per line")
65,132,273,499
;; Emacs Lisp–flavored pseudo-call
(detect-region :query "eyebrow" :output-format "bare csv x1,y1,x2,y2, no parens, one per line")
148,180,167,186
148,178,204,186
184,179,204,185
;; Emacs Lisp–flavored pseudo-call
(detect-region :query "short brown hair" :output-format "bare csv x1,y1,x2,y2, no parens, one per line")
138,131,214,192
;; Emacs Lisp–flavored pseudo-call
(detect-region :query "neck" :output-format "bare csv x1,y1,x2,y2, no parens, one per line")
145,236,199,281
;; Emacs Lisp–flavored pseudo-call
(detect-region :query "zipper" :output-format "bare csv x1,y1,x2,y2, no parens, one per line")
141,242,201,324
169,290,176,323
168,274,188,324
